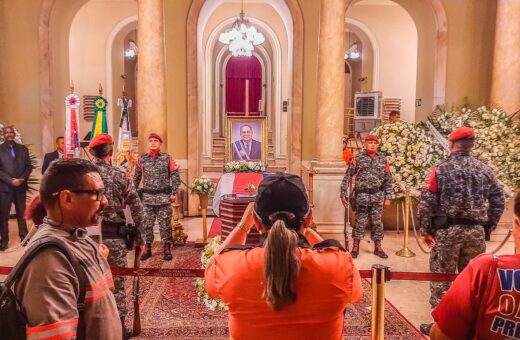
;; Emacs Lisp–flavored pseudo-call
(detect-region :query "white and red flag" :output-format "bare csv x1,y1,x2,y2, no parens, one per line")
64,93,80,158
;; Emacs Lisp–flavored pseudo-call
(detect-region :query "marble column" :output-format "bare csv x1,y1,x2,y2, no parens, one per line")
137,0,168,151
491,0,520,114
306,0,347,236
39,0,57,154
314,0,346,165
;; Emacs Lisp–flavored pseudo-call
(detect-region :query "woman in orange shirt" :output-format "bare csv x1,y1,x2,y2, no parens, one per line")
205,173,363,340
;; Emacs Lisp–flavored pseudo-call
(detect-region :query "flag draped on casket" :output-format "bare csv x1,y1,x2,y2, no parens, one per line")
64,94,80,158
91,96,108,138
212,172,269,216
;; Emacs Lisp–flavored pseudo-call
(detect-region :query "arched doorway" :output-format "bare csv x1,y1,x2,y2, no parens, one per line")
187,0,304,215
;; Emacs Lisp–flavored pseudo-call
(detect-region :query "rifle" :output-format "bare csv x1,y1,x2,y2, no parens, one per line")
132,244,141,336
344,205,349,252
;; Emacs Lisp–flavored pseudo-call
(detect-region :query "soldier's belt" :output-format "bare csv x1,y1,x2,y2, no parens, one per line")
355,188,383,195
447,217,485,226
101,221,127,239
140,187,172,195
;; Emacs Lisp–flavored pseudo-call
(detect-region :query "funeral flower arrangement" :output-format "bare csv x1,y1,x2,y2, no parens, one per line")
0,124,23,144
428,105,520,190
370,121,448,199
190,175,216,195
224,160,267,173
194,236,228,311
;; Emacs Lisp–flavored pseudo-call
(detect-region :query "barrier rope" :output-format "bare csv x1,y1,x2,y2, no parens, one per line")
0,266,457,282
408,203,431,254
489,229,513,255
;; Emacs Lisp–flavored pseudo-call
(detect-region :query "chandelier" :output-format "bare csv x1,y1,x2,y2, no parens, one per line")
344,31,361,60
218,0,265,57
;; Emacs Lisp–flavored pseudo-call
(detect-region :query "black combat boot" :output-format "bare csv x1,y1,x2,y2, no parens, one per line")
351,239,360,258
420,323,432,336
374,240,388,259
140,243,152,261
163,243,173,261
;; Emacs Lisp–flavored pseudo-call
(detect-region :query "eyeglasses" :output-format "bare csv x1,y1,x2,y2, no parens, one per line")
52,189,106,201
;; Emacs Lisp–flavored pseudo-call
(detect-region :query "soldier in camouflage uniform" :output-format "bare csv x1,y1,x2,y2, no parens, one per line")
418,127,505,335
134,132,180,261
88,134,144,340
340,135,393,259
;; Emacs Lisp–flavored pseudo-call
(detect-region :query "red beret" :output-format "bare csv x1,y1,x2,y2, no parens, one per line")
448,127,475,142
365,135,379,144
149,133,163,143
88,134,113,148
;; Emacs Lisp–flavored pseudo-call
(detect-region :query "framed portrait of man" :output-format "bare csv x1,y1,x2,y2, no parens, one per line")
226,116,267,162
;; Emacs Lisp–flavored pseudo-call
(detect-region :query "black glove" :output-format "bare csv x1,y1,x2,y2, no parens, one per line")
484,222,496,241
125,224,137,250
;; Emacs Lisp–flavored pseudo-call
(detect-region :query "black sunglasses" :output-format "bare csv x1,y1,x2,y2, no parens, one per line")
52,189,106,201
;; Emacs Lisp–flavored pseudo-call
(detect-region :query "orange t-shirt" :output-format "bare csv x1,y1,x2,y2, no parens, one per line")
205,241,363,340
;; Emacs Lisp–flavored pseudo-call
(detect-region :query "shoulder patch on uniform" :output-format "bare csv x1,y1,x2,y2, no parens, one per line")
169,155,178,172
422,167,438,192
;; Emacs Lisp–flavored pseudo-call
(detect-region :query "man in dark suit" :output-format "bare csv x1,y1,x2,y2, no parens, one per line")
41,136,64,174
232,124,262,161
0,126,32,250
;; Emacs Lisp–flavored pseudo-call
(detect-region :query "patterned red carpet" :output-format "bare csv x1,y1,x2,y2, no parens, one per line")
124,243,424,339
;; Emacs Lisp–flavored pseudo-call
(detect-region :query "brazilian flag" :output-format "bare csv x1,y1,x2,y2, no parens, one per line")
91,96,108,137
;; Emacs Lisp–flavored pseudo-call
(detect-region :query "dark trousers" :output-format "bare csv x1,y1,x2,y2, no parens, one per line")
0,189,28,246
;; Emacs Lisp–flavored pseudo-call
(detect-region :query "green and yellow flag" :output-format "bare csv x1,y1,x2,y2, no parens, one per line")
91,96,108,138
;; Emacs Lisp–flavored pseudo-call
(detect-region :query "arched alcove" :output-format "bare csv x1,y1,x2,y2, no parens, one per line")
201,15,283,159
187,0,304,215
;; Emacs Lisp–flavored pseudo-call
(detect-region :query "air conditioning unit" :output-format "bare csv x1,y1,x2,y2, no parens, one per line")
354,91,382,132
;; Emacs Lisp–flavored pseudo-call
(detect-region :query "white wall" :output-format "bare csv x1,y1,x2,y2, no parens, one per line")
347,0,418,122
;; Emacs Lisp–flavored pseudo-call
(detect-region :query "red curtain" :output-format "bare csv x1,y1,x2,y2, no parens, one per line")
226,56,262,114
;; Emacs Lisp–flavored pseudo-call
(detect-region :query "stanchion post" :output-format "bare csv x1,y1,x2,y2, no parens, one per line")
308,171,314,208
371,264,389,340
396,191,416,257
195,194,209,247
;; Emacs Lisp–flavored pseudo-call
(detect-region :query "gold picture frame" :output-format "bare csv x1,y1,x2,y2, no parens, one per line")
226,116,267,162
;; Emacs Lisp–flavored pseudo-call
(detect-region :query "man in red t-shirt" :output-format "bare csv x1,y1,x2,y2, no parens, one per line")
430,192,520,339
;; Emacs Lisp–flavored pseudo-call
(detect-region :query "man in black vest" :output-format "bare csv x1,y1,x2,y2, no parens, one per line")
41,136,64,174
0,126,32,250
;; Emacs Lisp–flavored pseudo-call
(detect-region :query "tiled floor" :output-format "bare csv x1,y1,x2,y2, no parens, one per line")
1,218,514,335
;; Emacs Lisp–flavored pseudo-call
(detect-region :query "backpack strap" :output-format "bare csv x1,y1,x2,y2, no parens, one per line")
3,236,87,336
